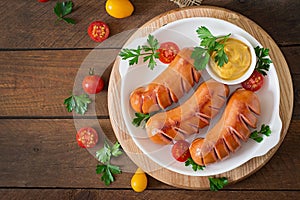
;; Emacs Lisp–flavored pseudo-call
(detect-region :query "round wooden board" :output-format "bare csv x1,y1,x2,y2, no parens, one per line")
107,6,293,189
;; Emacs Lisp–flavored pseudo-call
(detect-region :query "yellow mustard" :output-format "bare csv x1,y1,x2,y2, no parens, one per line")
210,38,251,80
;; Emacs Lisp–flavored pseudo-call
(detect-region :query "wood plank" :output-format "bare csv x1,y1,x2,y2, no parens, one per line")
0,189,299,200
0,47,298,118
0,119,299,189
201,0,300,46
0,0,177,49
0,49,120,117
280,47,299,119
0,0,298,49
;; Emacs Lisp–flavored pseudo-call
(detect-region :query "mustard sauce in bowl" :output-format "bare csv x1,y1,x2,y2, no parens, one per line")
206,34,256,85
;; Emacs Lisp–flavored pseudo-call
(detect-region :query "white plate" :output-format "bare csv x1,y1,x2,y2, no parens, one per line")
119,17,282,176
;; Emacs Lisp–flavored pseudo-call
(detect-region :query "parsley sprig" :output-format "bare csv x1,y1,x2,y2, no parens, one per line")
191,26,231,70
54,1,75,25
185,157,205,171
96,141,123,186
209,177,229,191
132,112,150,127
119,35,160,70
250,124,272,143
254,46,272,76
64,94,91,115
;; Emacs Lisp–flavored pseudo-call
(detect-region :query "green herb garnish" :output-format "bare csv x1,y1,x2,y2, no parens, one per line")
250,124,271,143
119,34,160,70
54,1,75,25
209,177,229,191
64,94,91,115
191,26,231,70
132,112,150,127
96,141,123,186
185,157,205,171
254,46,272,76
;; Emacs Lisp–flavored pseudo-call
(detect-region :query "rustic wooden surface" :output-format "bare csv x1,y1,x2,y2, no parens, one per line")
0,0,299,199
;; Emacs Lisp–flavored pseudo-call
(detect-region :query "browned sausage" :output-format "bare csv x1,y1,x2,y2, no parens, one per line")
130,48,201,114
145,79,230,144
189,88,261,166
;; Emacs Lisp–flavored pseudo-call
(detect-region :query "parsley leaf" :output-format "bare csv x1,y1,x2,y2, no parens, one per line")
193,26,231,70
96,141,112,163
250,124,272,143
96,141,123,186
54,1,75,25
63,94,91,115
185,157,205,171
96,164,121,186
132,112,150,127
250,131,263,143
191,47,210,70
111,142,123,157
254,46,272,76
119,34,160,70
119,46,142,66
209,177,228,191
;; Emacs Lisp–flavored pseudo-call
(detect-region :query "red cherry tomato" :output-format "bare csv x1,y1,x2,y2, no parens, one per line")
87,21,110,42
82,69,105,94
241,70,264,92
158,42,180,64
76,127,98,148
38,0,49,2
171,140,191,162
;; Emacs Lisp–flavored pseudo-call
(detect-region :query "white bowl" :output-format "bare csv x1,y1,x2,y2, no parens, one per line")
206,34,256,85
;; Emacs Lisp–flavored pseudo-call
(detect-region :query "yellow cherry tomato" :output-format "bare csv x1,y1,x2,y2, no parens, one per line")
105,0,134,19
131,168,147,192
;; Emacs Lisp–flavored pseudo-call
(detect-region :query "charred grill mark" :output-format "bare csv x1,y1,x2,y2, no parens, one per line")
180,77,185,94
226,130,241,152
218,94,227,100
157,131,173,143
192,68,201,83
195,111,211,120
155,88,163,110
174,127,188,135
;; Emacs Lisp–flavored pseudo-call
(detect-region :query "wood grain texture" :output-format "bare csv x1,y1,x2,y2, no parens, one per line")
0,119,298,189
0,0,177,49
0,49,119,117
108,6,294,189
0,189,299,200
0,0,298,49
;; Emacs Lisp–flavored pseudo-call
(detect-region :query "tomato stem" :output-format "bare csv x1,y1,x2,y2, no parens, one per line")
89,68,95,75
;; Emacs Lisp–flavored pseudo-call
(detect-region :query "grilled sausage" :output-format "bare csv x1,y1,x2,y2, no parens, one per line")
189,88,261,166
130,48,201,114
145,79,230,144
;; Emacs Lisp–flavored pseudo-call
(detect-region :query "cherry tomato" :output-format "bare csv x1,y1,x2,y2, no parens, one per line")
38,0,49,2
105,0,134,19
158,42,180,64
76,127,98,148
87,21,110,42
171,140,191,162
82,69,105,94
241,70,264,92
131,168,147,192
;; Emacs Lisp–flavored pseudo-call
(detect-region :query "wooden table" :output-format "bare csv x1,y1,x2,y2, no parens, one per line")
0,0,299,199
